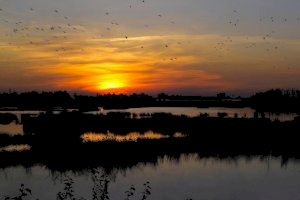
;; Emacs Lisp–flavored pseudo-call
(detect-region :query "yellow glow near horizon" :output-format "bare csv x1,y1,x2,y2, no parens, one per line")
97,73,128,91
99,80,125,90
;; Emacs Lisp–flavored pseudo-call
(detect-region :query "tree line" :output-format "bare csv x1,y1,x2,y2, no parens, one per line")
0,89,299,113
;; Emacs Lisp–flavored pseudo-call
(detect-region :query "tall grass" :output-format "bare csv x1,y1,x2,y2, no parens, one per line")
1,171,154,200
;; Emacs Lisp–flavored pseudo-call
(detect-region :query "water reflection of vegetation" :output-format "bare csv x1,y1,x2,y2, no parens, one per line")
81,131,186,143
0,144,31,152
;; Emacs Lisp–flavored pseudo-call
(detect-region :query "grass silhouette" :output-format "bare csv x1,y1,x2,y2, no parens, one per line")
2,184,34,200
1,167,156,200
1,177,154,200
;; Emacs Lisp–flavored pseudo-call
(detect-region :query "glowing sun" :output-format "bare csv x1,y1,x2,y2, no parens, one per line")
99,80,125,90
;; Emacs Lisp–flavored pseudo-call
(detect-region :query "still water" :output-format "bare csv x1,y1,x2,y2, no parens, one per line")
0,110,44,123
0,155,300,200
87,107,299,122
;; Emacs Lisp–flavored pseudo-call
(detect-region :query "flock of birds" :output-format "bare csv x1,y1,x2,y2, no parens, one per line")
1,7,85,51
212,9,299,70
0,1,299,68
0,1,184,63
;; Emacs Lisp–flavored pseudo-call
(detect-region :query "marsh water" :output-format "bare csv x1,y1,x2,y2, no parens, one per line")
1,107,300,199
0,107,298,137
1,155,300,200
86,107,297,121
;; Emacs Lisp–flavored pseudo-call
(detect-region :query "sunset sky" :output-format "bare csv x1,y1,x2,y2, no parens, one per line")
0,0,300,95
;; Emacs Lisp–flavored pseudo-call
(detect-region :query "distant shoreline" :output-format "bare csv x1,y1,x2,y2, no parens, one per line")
0,89,299,113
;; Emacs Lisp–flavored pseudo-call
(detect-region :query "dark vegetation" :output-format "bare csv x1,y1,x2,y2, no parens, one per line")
0,111,299,171
0,89,299,113
0,113,19,124
249,89,300,113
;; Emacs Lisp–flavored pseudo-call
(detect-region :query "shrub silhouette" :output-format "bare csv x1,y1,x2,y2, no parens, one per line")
140,182,151,200
57,178,77,200
1,179,155,200
124,185,136,200
91,169,111,200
